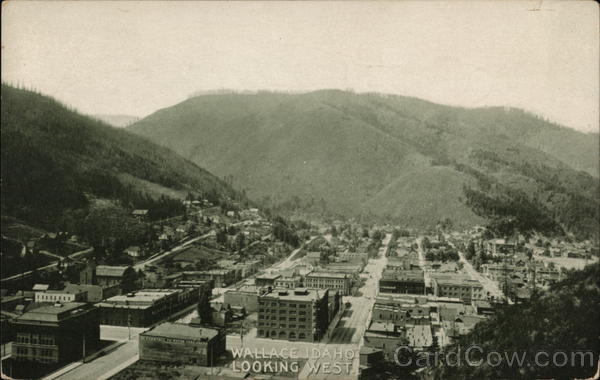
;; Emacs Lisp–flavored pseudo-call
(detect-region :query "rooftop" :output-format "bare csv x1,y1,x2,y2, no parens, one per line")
256,273,281,280
100,289,179,306
96,265,130,277
381,269,424,281
15,302,90,323
306,271,347,279
431,273,482,287
261,288,326,302
142,322,219,341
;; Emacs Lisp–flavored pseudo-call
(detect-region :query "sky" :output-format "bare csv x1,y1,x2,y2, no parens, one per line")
2,1,599,133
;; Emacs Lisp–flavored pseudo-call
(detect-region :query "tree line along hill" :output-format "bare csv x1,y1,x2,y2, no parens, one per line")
127,90,599,240
1,84,240,234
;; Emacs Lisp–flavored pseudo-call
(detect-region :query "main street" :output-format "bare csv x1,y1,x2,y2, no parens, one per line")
296,233,391,379
458,250,508,302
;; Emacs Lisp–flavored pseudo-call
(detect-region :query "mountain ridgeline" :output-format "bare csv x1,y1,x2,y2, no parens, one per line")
1,84,238,229
128,90,599,240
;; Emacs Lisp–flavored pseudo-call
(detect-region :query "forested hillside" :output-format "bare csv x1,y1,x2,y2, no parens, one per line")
429,263,600,380
129,90,599,239
1,84,237,230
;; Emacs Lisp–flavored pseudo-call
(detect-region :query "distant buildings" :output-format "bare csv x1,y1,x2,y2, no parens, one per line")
379,269,425,295
485,239,517,256
304,271,350,295
11,302,100,366
139,322,225,366
257,288,331,342
97,288,197,327
182,270,235,288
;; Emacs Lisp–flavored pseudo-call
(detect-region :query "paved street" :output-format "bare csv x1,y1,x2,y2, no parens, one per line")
458,250,508,302
47,326,146,380
297,233,391,379
134,231,214,270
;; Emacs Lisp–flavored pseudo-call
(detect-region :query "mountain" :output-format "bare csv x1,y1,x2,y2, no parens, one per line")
1,84,237,229
92,114,140,128
128,90,599,239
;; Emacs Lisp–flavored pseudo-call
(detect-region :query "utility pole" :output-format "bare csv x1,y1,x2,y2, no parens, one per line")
82,331,86,363
128,313,132,341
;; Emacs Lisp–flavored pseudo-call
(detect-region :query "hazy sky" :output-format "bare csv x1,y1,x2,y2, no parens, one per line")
2,1,598,132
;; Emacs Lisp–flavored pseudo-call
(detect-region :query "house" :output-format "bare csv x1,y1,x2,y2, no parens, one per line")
131,209,149,220
124,246,144,258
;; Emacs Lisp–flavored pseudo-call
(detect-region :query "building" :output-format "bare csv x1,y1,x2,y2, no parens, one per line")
140,322,225,365
63,283,119,303
371,296,431,326
274,275,302,289
223,285,266,313
304,272,350,295
364,321,406,361
379,270,425,295
124,246,144,258
255,273,281,287
257,288,330,342
303,251,322,266
95,265,133,289
11,303,100,367
485,239,516,256
97,288,197,327
430,274,484,302
34,289,87,304
182,270,235,288
386,256,420,271
132,209,149,220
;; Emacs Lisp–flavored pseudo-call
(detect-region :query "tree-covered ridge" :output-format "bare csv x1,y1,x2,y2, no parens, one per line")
128,90,598,238
1,84,237,229
430,263,600,380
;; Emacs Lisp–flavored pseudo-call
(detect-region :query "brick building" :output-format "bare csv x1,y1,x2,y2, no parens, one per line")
378,270,425,295
304,271,350,295
139,322,225,366
97,288,197,327
11,303,100,367
257,288,330,342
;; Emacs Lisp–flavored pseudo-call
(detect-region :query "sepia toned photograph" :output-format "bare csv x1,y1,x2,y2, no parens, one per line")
1,1,598,379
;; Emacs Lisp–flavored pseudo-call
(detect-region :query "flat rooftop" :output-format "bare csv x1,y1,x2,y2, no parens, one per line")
261,288,326,302
306,271,347,279
15,302,89,323
142,322,218,341
101,289,179,304
381,269,424,281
